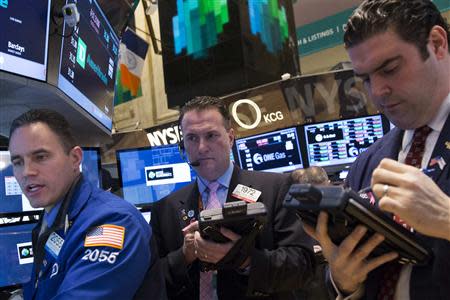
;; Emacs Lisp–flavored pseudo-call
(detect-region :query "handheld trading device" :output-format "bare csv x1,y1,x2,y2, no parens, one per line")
283,184,431,265
199,201,267,271
199,201,267,243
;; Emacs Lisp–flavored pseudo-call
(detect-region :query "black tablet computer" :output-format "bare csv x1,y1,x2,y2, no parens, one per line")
199,201,266,243
283,184,431,265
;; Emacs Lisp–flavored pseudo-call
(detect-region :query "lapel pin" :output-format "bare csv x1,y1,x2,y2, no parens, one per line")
180,209,187,220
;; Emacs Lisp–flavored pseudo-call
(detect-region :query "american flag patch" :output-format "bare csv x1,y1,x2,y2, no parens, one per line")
84,225,125,250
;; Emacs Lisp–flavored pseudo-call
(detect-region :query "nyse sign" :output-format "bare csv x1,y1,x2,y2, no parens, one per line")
282,70,378,123
146,124,182,147
231,99,285,130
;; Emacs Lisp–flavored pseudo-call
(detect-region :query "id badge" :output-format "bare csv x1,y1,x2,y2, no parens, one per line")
45,232,65,259
232,184,261,203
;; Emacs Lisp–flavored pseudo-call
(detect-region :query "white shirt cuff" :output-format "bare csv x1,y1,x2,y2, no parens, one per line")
329,270,365,300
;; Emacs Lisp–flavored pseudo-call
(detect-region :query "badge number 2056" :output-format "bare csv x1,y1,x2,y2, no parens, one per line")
82,249,119,264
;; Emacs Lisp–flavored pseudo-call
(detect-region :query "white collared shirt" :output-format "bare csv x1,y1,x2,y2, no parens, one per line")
197,162,234,207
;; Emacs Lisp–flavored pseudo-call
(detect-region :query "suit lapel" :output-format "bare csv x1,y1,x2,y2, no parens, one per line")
427,114,450,182
367,127,403,183
226,165,254,203
382,127,403,160
226,165,262,204
226,166,240,203
176,182,200,229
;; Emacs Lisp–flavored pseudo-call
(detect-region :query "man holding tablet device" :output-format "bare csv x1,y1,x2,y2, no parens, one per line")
151,96,315,299
304,1,450,299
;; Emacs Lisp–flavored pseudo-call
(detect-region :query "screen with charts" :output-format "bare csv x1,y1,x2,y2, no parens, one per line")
0,222,36,289
0,0,51,80
58,0,120,130
116,145,197,207
0,150,39,214
303,115,385,169
235,127,304,173
0,148,101,214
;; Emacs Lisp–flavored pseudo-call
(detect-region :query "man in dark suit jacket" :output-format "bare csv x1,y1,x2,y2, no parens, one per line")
304,1,450,299
151,96,315,299
344,122,450,299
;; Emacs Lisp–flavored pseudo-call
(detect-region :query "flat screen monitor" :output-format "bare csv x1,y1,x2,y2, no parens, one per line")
0,150,40,214
303,115,385,169
0,222,36,289
58,0,120,130
0,148,101,214
0,0,51,80
81,147,102,189
159,0,299,108
235,127,304,173
116,145,197,207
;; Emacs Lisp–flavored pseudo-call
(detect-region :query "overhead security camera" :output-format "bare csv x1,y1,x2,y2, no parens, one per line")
62,3,80,28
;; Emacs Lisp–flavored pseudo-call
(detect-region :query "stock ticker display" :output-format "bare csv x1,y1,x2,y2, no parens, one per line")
58,0,119,130
235,127,304,173
0,0,50,80
304,115,384,167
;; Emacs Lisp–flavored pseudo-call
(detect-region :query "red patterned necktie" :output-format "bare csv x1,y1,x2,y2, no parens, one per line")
404,125,432,167
377,125,432,300
394,125,432,226
200,181,221,300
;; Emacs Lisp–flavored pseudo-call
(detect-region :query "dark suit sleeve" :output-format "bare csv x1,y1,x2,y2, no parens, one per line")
150,200,195,297
133,233,168,300
246,176,315,296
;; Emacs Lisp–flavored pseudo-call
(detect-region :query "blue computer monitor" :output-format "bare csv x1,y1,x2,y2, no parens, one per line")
116,145,197,207
0,149,40,214
303,114,385,170
81,147,102,189
234,127,304,173
0,222,36,289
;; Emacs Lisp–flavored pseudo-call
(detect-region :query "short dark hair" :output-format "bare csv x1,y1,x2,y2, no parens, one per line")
9,109,77,153
344,0,450,59
178,96,231,130
290,166,330,185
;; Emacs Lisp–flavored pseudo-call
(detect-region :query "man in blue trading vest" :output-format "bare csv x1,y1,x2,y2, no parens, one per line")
8,109,154,299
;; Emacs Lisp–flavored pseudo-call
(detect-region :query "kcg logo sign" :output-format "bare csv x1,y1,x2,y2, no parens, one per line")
231,99,284,129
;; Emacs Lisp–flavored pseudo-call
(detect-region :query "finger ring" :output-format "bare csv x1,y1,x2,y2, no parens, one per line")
382,184,389,197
